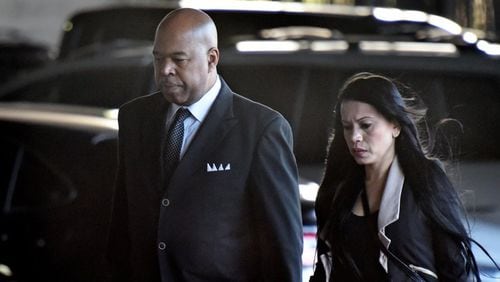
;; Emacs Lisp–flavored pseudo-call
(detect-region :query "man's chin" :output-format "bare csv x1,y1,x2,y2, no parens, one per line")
161,91,189,105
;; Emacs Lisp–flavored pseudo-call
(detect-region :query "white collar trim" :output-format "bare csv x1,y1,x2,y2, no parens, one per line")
378,156,405,232
377,156,405,271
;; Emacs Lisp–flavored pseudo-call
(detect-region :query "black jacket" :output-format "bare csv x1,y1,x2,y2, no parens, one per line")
313,158,467,281
108,79,303,281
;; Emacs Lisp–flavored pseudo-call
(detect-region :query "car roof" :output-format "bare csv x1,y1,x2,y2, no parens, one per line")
57,2,479,59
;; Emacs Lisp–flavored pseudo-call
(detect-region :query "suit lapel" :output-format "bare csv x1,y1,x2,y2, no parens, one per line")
140,92,169,192
170,80,238,183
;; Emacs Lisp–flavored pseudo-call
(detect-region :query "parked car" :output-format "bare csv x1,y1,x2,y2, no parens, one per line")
0,34,52,86
1,2,499,281
0,102,117,282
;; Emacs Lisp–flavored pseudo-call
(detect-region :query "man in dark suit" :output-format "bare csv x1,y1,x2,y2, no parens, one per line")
107,8,303,282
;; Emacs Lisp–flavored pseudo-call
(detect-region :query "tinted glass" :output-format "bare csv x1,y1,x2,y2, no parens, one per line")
222,62,500,164
0,137,75,212
0,138,19,208
10,147,76,211
1,60,154,108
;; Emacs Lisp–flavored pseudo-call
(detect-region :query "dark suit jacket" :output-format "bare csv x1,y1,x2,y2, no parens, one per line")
108,79,303,282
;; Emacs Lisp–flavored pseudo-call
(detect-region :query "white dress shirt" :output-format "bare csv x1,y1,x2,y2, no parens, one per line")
165,76,221,159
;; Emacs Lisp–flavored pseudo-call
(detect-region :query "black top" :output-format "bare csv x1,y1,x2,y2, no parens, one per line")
331,211,388,281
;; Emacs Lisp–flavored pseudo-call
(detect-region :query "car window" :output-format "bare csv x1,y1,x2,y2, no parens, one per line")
393,72,500,161
59,7,168,59
442,75,500,160
0,138,76,213
221,63,500,165
0,138,19,208
219,64,306,129
1,62,155,108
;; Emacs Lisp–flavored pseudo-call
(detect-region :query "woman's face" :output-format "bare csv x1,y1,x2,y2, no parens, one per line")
340,100,400,168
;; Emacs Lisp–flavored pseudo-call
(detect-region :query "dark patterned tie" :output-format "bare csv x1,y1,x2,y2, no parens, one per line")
164,108,191,183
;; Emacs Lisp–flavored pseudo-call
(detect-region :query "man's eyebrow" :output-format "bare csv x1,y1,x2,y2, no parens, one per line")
152,50,188,57
171,51,188,56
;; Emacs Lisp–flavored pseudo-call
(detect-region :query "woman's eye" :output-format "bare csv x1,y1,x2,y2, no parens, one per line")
361,123,371,130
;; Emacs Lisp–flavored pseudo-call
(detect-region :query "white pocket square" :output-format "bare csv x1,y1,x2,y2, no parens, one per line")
207,163,231,172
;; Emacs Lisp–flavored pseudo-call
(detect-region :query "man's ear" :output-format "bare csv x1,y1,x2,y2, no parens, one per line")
207,47,219,70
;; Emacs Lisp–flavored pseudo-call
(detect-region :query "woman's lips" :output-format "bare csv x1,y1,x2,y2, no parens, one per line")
352,147,367,158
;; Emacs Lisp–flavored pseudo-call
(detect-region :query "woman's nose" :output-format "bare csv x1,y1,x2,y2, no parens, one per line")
351,129,362,143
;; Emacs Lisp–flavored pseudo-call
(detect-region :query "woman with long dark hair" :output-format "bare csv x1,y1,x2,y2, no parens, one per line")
312,72,481,281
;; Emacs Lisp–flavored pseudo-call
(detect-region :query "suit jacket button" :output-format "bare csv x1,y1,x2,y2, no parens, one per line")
158,242,166,250
161,198,170,207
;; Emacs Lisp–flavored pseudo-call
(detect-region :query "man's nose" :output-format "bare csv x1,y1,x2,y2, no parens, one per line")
161,61,175,76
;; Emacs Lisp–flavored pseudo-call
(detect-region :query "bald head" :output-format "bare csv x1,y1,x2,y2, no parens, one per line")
156,8,218,49
152,8,220,106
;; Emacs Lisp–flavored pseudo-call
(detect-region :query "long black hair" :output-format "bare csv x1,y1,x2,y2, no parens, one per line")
315,72,480,280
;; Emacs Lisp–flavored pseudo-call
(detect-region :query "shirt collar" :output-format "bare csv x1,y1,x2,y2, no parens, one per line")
378,156,405,230
169,76,221,122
